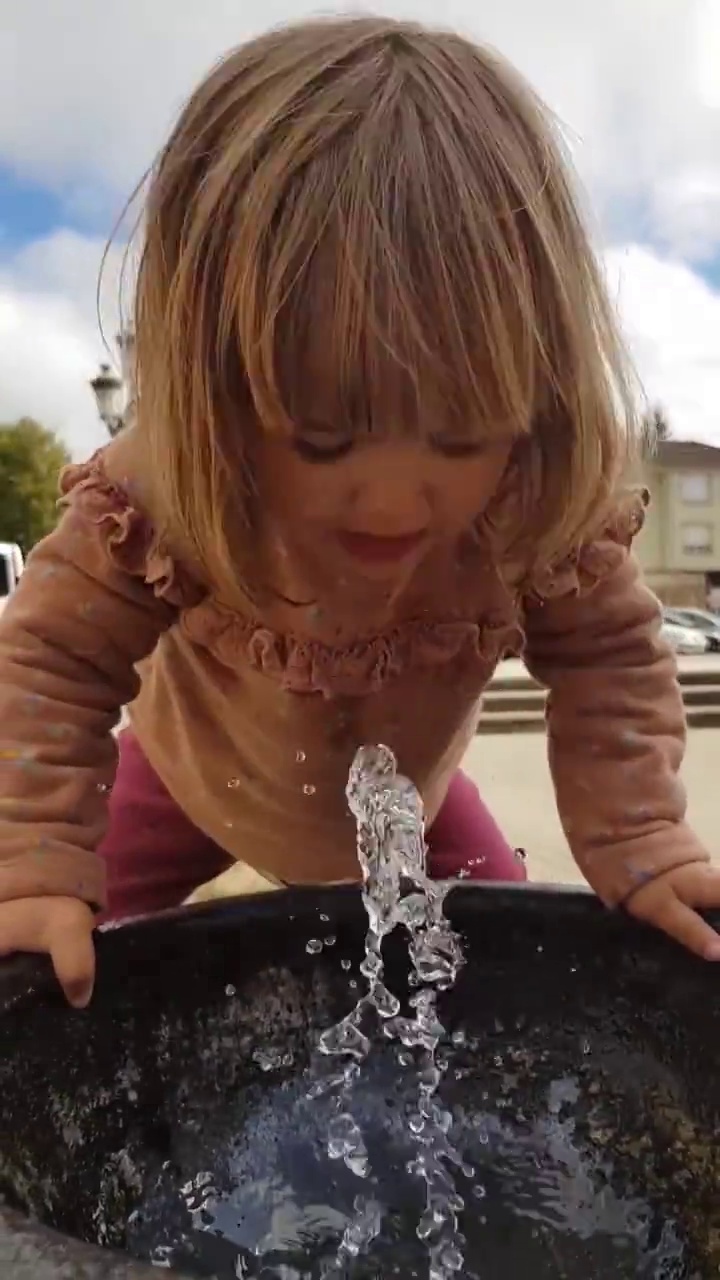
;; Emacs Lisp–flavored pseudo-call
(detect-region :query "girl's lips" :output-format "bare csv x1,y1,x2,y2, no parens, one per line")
336,530,426,564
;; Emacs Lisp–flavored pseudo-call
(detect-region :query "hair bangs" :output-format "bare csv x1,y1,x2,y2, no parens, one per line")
232,78,541,449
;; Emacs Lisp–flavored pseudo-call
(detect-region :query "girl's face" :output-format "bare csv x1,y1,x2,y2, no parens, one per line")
258,428,513,585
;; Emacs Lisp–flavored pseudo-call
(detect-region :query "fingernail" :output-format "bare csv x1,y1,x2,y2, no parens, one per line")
69,987,93,1009
704,941,720,961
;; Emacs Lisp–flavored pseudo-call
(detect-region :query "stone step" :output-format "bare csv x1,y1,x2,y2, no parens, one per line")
478,703,720,734
484,684,720,715
488,667,720,694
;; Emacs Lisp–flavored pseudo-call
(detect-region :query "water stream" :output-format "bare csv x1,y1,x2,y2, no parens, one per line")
315,744,468,1277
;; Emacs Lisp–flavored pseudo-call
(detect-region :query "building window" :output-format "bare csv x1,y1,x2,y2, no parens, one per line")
681,523,714,554
678,472,711,504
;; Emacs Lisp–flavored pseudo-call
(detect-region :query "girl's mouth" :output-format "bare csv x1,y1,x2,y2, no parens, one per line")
336,530,426,564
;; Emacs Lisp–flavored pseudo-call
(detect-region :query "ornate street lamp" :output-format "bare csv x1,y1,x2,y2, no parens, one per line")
90,330,135,438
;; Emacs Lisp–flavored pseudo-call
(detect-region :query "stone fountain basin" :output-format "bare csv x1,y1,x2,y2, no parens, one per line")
0,884,719,1279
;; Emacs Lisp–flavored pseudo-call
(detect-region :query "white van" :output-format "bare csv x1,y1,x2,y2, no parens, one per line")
0,542,24,613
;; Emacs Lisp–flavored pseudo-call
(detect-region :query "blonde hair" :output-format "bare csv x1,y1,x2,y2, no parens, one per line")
133,15,642,604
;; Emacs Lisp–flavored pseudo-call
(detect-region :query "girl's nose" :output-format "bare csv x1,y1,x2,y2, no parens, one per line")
348,446,433,535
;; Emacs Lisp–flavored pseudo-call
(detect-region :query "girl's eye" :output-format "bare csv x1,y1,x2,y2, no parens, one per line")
292,437,355,463
431,438,487,458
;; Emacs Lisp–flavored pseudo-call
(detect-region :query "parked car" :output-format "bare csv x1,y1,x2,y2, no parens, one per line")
666,607,720,652
660,611,709,655
0,542,23,616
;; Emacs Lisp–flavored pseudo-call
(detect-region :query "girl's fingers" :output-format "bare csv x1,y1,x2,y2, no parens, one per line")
642,895,720,961
49,925,96,1008
675,865,720,910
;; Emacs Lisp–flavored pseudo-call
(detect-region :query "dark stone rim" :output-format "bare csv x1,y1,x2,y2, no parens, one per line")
1,881,717,1277
0,1196,195,1278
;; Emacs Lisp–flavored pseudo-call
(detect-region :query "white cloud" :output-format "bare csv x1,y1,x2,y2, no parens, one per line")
695,0,720,109
606,245,720,444
2,0,720,258
652,172,720,264
0,231,125,456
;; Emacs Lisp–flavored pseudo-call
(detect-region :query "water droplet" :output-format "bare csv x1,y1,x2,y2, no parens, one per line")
341,959,352,971
346,1152,369,1178
227,777,241,790
326,935,337,946
320,914,330,922
440,1244,465,1271
253,1047,283,1072
225,984,236,997
295,750,306,763
149,1243,174,1267
306,939,322,955
303,783,317,795
96,782,110,794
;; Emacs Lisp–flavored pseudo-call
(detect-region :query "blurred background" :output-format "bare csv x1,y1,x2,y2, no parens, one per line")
0,0,718,459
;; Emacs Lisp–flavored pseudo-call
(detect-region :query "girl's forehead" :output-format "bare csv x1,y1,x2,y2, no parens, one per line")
243,169,539,442
270,311,525,442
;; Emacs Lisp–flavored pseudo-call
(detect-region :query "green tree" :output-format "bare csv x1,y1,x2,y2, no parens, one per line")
0,418,71,552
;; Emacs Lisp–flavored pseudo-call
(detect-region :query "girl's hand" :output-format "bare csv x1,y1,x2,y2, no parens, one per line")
627,863,720,961
0,896,96,1008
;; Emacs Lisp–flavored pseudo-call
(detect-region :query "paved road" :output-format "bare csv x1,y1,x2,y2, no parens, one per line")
463,729,719,885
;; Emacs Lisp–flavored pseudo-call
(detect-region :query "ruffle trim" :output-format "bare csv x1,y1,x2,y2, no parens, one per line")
180,607,524,697
57,452,645,696
523,488,648,604
58,453,204,610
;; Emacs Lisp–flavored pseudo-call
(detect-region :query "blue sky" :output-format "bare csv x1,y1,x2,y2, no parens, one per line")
703,257,720,291
1,0,719,455
0,172,70,251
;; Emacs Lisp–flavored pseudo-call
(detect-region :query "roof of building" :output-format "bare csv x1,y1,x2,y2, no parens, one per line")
654,439,720,470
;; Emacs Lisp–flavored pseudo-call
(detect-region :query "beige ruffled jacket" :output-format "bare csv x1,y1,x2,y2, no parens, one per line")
0,432,708,911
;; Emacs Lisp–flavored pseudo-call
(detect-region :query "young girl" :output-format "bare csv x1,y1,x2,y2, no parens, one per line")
0,16,717,1009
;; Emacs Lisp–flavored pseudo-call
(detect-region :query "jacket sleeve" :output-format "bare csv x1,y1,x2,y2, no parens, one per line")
0,452,198,910
522,496,710,907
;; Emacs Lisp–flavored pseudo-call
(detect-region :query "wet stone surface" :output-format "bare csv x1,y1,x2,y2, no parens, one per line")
0,887,719,1278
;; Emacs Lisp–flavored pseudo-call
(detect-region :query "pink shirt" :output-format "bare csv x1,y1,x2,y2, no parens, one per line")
0,436,707,911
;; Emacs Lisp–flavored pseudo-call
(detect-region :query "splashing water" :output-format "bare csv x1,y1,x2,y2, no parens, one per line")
316,744,468,1278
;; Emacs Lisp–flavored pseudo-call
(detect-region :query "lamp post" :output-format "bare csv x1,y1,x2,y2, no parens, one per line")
89,330,135,438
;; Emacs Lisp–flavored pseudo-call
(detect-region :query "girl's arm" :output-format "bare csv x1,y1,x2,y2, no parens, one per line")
522,504,711,915
0,453,192,912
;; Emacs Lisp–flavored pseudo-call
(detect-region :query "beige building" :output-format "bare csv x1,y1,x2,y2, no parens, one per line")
636,440,720,606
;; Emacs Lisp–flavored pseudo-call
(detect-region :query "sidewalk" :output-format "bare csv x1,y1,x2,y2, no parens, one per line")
463,729,719,884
